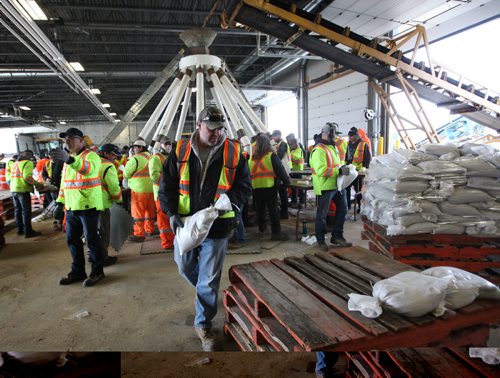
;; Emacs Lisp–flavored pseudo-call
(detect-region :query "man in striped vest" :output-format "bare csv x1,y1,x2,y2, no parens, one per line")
51,128,105,287
148,137,174,250
124,139,155,242
160,106,251,351
310,124,351,251
345,127,371,212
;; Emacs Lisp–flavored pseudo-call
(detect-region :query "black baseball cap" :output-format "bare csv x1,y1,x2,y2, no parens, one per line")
99,143,121,156
197,106,226,130
59,127,84,138
348,127,359,136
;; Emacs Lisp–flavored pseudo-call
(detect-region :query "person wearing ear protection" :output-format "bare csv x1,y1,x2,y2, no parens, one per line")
310,123,352,252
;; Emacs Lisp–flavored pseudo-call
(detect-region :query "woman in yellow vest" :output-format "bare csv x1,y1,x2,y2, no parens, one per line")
249,134,290,241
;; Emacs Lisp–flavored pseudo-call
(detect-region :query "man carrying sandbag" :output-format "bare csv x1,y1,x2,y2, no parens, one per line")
160,106,251,351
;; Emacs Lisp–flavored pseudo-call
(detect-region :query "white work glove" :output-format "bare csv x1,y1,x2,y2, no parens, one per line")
50,149,70,163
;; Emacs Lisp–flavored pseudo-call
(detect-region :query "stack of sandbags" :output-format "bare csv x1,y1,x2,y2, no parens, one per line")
362,142,500,236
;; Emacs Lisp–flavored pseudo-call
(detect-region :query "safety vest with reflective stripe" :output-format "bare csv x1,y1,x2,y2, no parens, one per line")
352,141,367,171
124,151,153,193
114,155,127,182
175,138,240,219
290,147,304,171
10,160,34,193
45,160,53,179
100,158,122,209
149,152,167,201
6,159,15,182
277,140,292,169
56,149,103,211
310,143,340,195
249,152,276,189
335,138,348,165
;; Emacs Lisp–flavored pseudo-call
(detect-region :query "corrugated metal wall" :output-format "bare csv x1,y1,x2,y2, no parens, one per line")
308,72,369,139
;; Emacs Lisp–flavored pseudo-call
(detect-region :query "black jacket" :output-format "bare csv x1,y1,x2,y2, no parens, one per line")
159,135,252,239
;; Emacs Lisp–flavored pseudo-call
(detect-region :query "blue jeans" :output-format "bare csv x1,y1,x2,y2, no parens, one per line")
315,352,339,375
66,209,104,276
12,192,32,234
174,236,228,329
315,189,348,243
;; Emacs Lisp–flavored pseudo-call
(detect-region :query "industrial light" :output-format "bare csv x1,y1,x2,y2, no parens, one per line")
109,112,117,116
59,121,66,125
20,106,31,110
69,62,85,72
102,103,111,108
17,0,48,21
90,88,101,94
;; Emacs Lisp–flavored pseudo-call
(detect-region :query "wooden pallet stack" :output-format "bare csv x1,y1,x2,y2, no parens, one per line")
361,216,500,283
346,348,498,378
223,246,500,352
0,192,14,222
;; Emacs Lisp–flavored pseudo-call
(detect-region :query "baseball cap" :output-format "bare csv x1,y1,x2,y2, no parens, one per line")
159,136,171,145
132,139,147,147
197,106,226,130
348,127,359,136
59,127,84,138
99,143,121,156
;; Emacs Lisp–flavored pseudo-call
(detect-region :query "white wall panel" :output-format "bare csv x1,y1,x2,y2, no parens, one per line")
308,72,369,137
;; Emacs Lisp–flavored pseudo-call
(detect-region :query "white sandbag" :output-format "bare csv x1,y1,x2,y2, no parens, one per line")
486,190,500,200
433,224,465,234
439,151,460,161
420,143,460,157
448,188,493,204
437,214,482,224
417,160,466,176
416,200,443,215
460,142,483,156
368,160,433,181
368,183,416,206
467,177,500,191
469,348,500,365
469,201,500,211
377,179,429,194
480,210,500,221
337,164,358,190
422,266,500,309
454,157,500,177
439,201,481,217
372,271,449,317
387,222,437,236
485,155,500,170
471,145,499,157
393,148,438,165
347,293,383,318
176,194,233,256
465,221,497,235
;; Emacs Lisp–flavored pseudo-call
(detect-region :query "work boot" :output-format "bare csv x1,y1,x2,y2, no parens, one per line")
145,230,160,237
25,230,41,238
228,241,245,250
317,242,329,252
103,256,117,267
330,236,352,248
83,272,105,287
195,327,217,352
59,272,87,285
128,235,145,243
16,230,24,235
271,232,289,241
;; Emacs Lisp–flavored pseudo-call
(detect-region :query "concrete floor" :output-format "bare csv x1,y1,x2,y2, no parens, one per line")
0,213,367,352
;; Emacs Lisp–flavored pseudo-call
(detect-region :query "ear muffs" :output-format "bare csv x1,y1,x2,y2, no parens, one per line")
326,122,339,139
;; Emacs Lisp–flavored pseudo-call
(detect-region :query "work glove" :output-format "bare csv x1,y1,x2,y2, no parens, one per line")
169,214,184,235
339,165,350,176
53,203,65,221
50,149,70,163
33,181,44,191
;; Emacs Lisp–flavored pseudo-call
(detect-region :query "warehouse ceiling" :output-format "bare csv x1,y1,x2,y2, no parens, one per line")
0,0,495,129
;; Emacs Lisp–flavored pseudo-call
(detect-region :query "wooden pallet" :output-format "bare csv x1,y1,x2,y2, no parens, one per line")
224,246,500,351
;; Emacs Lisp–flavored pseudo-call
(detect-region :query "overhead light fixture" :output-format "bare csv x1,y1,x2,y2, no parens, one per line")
69,62,85,72
109,112,117,116
90,88,101,94
20,106,31,110
102,103,111,108
17,0,48,21
59,121,66,125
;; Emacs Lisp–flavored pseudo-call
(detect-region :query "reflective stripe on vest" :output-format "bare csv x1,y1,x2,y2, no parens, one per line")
310,144,338,176
132,152,151,178
353,141,367,164
249,152,275,189
335,139,346,162
175,138,240,218
152,152,167,188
